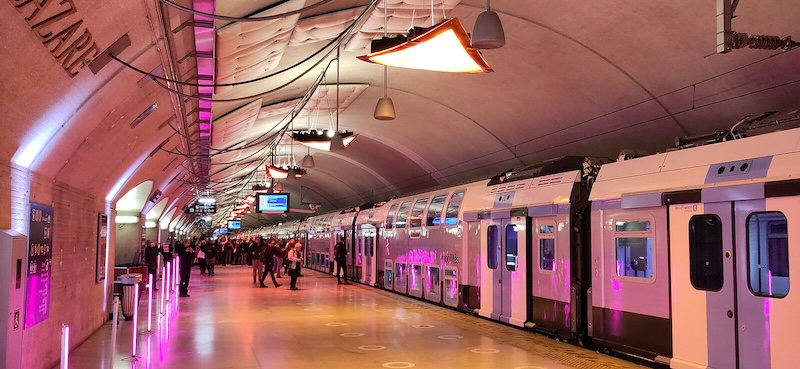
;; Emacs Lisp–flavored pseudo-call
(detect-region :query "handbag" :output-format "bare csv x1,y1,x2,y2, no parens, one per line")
196,249,205,259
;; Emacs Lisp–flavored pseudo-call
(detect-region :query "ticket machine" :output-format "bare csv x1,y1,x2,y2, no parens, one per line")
0,230,26,369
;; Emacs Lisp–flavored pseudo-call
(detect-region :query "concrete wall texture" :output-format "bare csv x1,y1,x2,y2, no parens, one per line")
2,160,115,369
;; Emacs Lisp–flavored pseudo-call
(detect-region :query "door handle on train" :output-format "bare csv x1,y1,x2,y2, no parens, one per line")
727,310,733,318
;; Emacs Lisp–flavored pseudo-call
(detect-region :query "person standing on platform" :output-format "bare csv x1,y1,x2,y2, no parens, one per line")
177,238,195,297
334,237,350,285
197,239,207,274
205,240,218,277
259,239,281,288
250,237,265,284
143,240,160,290
287,241,303,290
273,238,284,279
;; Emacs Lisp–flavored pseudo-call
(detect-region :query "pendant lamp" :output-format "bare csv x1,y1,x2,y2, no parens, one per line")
471,0,505,49
374,3,396,120
301,146,315,168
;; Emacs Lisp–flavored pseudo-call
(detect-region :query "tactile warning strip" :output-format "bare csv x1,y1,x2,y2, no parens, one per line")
362,286,647,369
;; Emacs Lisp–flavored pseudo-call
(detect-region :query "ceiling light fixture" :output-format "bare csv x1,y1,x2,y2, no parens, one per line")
471,0,505,49
291,130,358,151
358,17,493,73
266,164,307,179
374,2,396,120
301,146,315,168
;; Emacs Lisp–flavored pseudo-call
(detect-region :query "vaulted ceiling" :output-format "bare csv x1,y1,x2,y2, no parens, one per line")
2,0,799,231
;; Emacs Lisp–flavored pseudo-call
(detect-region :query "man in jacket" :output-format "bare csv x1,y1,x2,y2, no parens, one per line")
177,238,195,297
259,239,282,288
334,237,350,285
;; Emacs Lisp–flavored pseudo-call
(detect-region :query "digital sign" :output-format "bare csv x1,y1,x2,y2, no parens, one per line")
227,220,241,229
257,193,289,214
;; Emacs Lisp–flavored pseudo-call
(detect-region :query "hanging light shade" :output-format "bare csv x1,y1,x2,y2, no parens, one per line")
374,96,396,120
358,18,493,74
329,133,345,152
266,165,306,179
471,0,505,49
290,131,357,151
301,154,315,168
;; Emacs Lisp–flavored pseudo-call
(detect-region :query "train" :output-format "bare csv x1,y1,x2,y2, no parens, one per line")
243,125,800,369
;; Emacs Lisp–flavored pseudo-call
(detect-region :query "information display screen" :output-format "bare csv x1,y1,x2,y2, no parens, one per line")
257,193,289,214
227,220,241,229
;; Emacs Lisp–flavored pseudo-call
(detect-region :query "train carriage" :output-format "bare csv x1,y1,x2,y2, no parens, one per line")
463,156,603,337
589,127,800,368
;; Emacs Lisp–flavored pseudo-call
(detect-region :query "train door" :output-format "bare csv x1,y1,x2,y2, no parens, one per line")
363,229,375,285
480,215,527,326
670,198,795,369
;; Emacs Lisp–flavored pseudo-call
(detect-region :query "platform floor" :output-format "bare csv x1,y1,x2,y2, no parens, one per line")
66,266,647,369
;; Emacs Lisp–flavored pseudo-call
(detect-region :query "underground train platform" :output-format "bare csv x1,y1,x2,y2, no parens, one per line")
65,267,646,369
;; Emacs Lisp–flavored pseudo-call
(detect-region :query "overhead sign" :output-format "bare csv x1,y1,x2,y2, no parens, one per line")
186,203,216,214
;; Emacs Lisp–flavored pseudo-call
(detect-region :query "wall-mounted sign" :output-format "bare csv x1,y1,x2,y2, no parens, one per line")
14,310,20,330
96,214,108,283
9,0,104,77
26,203,53,328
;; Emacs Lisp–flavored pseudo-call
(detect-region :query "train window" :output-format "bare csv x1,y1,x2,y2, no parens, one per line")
614,219,654,279
426,195,447,226
385,204,398,229
539,223,556,271
488,225,499,269
505,225,518,271
395,202,412,228
445,191,465,226
747,212,789,298
689,215,724,291
409,198,429,228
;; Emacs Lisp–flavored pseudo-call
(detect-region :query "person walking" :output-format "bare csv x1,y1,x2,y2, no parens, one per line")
259,239,282,288
334,237,350,284
250,238,265,284
287,242,303,290
177,238,195,297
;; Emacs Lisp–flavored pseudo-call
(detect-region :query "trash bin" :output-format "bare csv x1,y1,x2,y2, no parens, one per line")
119,273,142,321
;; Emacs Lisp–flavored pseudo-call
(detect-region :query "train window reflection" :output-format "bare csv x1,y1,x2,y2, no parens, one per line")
395,202,412,228
747,212,789,298
426,195,447,226
506,225,518,271
689,215,724,291
445,191,464,226
410,198,428,228
614,218,654,279
538,222,556,271
386,205,398,229
488,225,499,269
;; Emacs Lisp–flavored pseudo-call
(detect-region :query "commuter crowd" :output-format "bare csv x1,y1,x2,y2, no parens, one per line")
143,235,308,297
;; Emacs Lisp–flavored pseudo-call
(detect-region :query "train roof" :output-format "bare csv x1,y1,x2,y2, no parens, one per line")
590,127,800,201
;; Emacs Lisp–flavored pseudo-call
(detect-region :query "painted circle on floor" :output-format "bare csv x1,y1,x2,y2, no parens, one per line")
313,315,334,318
470,348,500,354
513,366,547,369
376,308,394,312
339,333,365,337
412,324,435,329
325,323,348,327
437,335,463,340
304,307,322,311
295,302,313,305
358,345,386,351
361,303,378,306
381,362,416,368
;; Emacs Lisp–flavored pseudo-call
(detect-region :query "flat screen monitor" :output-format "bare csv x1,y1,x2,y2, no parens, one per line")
218,227,228,234
227,220,241,229
257,193,289,214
